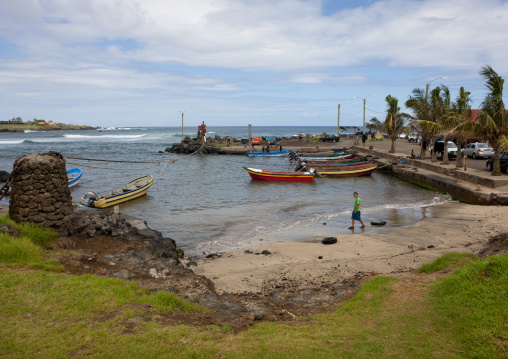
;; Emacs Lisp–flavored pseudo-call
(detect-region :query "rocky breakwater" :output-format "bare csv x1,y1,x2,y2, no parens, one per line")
9,152,74,234
165,137,226,155
63,208,188,282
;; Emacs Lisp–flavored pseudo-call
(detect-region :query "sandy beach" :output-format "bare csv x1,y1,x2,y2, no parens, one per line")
185,202,508,294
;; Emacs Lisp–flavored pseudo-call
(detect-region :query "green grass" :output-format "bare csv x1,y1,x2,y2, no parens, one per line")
0,213,62,270
429,254,508,358
0,270,210,358
140,291,205,313
418,252,477,273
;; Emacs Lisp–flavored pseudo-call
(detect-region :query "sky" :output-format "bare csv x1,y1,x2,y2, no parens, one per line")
1,0,508,128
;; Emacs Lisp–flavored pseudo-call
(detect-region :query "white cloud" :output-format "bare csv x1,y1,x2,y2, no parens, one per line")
0,0,506,125
3,0,507,71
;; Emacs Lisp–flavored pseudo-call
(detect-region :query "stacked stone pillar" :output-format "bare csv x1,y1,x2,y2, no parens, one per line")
9,152,73,233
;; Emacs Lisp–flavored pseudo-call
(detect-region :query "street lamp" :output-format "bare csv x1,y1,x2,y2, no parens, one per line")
354,94,375,135
425,77,447,100
179,110,185,143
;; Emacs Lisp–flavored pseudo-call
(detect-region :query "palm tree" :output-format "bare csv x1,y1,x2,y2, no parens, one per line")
461,66,508,175
406,88,432,159
450,87,473,169
426,86,452,163
436,85,454,165
383,95,406,153
366,117,382,134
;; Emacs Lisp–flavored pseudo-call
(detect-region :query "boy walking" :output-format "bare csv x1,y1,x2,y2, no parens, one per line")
349,191,365,229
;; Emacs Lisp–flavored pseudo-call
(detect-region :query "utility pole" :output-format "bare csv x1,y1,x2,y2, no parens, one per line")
179,110,185,143
337,104,340,137
248,124,252,145
362,98,366,135
354,94,374,135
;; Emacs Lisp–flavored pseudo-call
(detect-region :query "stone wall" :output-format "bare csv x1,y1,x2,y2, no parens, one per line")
9,152,73,233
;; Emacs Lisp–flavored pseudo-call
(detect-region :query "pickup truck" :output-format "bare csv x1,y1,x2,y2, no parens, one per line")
319,135,341,142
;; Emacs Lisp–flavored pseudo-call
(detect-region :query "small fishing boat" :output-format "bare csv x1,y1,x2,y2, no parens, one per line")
296,156,359,164
297,151,346,158
303,161,374,170
312,164,378,177
81,175,153,208
251,137,262,145
266,136,276,144
247,149,293,156
67,168,83,188
243,167,316,181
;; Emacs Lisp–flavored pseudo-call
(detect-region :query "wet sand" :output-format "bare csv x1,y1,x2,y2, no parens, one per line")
185,202,508,294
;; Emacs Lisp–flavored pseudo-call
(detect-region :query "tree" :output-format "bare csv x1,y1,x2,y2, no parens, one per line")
461,66,508,175
366,117,382,134
383,95,406,153
409,86,451,163
405,88,432,159
450,87,473,169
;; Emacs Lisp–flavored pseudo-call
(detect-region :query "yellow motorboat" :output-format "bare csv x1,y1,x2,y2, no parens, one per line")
81,175,153,208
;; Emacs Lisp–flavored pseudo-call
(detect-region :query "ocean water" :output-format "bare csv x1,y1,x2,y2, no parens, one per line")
0,126,451,255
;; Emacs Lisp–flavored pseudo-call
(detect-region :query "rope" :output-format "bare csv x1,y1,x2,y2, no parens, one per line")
64,161,168,171
2,143,206,172
65,156,161,164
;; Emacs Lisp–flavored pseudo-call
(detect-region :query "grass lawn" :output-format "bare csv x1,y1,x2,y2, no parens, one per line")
1,214,507,358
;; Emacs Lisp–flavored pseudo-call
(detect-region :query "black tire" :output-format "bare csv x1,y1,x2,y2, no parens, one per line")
487,162,493,171
322,237,337,245
472,153,477,159
371,220,386,226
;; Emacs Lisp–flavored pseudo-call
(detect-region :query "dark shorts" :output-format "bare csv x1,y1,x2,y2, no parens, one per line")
351,211,361,221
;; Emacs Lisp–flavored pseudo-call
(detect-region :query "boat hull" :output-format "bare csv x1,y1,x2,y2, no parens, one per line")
244,167,314,181
67,168,83,188
82,175,153,208
247,149,293,156
308,162,374,170
316,164,378,177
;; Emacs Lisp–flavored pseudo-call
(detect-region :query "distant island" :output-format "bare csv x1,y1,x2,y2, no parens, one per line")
0,118,97,132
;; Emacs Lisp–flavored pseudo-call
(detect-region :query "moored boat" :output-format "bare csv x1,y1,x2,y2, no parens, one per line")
294,154,349,161
296,151,345,157
67,168,83,188
251,137,262,144
266,136,276,144
304,161,374,170
81,174,153,208
243,167,315,181
312,164,378,177
247,149,293,156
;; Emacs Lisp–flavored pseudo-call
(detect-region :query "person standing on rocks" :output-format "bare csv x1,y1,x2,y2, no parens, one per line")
349,191,365,229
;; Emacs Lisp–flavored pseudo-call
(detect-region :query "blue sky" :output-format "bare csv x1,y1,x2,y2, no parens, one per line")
1,0,507,128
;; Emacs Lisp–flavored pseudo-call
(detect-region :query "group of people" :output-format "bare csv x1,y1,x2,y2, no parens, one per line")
251,142,282,153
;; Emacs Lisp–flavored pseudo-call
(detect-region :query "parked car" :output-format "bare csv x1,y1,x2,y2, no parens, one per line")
486,153,508,172
407,133,419,143
319,135,341,142
431,141,458,158
461,142,494,159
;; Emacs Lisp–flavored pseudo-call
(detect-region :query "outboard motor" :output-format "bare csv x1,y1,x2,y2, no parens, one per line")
82,192,97,207
295,162,308,172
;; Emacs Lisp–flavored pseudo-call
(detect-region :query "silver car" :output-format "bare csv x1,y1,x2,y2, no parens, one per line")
461,142,494,159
